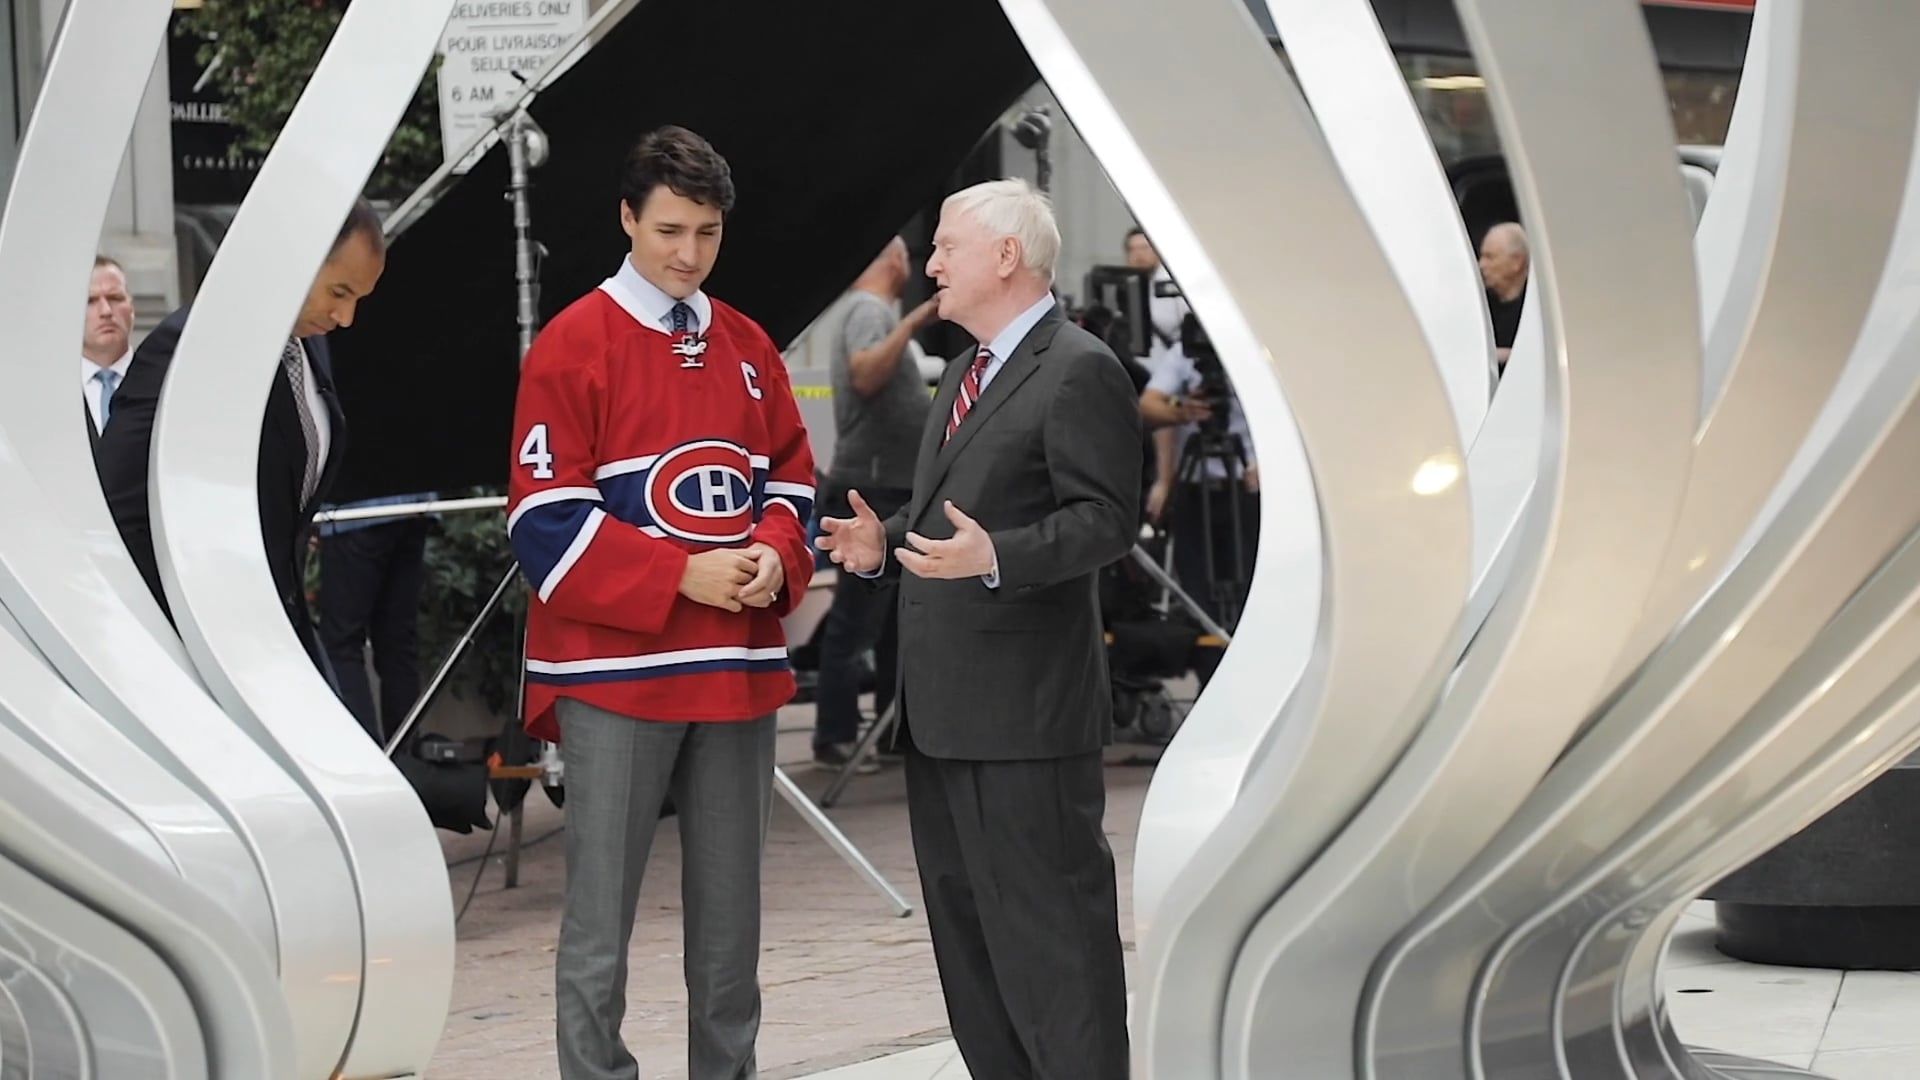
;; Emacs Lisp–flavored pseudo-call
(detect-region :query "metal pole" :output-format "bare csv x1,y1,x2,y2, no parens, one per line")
772,767,912,917
384,564,520,759
506,110,540,361
819,699,898,809
1130,544,1233,644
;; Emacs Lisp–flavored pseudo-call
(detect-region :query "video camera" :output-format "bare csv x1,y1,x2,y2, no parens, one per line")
1154,278,1232,435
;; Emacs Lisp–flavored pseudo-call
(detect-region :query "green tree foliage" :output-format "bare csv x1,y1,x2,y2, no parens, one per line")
174,0,444,201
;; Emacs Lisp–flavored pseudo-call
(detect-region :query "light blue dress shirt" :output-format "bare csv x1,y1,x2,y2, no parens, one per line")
859,293,1058,588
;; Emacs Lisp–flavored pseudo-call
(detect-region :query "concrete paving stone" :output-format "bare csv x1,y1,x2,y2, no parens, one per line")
428,711,1158,1078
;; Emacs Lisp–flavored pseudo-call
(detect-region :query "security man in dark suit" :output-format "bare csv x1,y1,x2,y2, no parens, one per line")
818,178,1142,1079
96,198,387,671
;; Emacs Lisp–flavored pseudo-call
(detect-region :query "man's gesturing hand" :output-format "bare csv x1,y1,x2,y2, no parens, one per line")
679,549,759,613
899,501,996,580
737,543,786,609
814,489,886,574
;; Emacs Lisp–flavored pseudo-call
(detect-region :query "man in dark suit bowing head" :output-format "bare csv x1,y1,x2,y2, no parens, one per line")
817,177,1141,1079
97,197,386,673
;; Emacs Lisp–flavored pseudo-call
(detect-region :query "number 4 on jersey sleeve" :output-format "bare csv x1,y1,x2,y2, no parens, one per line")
519,423,555,480
505,348,690,636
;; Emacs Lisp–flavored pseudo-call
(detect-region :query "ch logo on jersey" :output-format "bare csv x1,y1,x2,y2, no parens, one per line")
645,439,755,544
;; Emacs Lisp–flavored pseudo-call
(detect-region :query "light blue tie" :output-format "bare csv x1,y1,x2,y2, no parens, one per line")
670,302,693,334
95,368,120,427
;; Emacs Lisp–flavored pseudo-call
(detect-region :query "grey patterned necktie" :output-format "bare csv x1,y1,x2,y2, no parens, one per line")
281,338,321,506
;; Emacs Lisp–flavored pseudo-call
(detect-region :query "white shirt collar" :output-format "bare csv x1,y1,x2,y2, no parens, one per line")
983,292,1057,365
82,350,131,385
598,255,713,336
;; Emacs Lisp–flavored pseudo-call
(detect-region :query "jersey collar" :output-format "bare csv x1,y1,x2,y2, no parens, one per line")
599,255,713,336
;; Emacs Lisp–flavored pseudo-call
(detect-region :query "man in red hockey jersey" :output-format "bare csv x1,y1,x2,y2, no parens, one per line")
505,125,816,1080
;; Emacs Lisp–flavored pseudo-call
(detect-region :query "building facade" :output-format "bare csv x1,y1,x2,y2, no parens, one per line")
4,0,180,331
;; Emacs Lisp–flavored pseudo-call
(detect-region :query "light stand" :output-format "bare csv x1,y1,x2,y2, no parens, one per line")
1009,104,1054,194
388,108,911,916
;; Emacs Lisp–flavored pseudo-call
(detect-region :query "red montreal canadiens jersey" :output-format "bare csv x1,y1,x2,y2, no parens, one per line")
506,264,816,740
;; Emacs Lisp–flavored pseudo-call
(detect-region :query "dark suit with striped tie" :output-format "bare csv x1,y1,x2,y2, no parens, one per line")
95,305,347,668
879,301,1142,1079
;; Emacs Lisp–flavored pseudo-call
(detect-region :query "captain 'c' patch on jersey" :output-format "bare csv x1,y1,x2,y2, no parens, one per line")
644,439,755,544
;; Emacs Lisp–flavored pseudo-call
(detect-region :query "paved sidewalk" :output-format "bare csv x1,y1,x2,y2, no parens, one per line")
427,705,1158,1079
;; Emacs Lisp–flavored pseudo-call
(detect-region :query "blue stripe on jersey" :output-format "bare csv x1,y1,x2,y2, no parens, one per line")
527,656,792,686
510,499,598,591
761,482,816,527
594,472,660,533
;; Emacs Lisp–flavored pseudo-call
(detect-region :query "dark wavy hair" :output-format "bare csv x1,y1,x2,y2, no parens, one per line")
620,125,737,217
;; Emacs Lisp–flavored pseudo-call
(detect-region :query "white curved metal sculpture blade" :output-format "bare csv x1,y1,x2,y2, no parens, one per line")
1518,77,1920,1080
989,3,1473,1078
1689,0,1771,400
0,0,365,1070
0,723,296,1077
1265,0,1493,446
0,610,272,957
145,0,460,1073
1221,0,1702,1072
1599,0,1915,696
0,0,197,667
1558,526,1920,1080
0,855,204,1079
0,946,87,1079
1366,3,1920,1074
1618,686,1920,1080
1267,0,1543,649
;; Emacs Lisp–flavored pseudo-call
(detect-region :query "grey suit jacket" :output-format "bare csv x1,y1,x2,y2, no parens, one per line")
883,304,1143,761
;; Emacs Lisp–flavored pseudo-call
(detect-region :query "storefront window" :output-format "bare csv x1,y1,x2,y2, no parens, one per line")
1297,48,1742,166
1666,68,1740,146
1399,53,1502,165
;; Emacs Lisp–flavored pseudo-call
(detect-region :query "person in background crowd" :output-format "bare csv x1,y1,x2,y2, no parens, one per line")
317,491,438,743
810,236,938,772
97,199,386,676
82,254,135,449
1479,221,1529,373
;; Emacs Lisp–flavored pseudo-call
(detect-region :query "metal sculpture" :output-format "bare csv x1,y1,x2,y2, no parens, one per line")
3,0,1916,1076
0,0,458,1071
985,0,1920,1077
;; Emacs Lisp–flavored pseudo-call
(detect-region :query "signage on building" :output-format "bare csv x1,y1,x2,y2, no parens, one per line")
167,9,263,206
436,0,588,172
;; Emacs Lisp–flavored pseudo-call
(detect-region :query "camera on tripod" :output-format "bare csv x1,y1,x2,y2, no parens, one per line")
1155,278,1232,433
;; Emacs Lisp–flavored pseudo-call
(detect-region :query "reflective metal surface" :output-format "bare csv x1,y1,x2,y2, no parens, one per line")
0,0,456,1072
997,3,1476,1076
147,0,461,1069
986,0,1920,1077
1226,0,1703,1071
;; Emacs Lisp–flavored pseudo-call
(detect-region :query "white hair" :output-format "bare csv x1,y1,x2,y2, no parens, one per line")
943,178,1061,282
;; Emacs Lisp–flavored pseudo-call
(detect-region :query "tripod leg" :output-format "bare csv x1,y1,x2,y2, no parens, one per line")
818,699,897,809
771,767,913,916
384,562,521,759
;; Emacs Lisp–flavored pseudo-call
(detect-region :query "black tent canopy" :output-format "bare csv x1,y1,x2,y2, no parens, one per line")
326,0,1039,502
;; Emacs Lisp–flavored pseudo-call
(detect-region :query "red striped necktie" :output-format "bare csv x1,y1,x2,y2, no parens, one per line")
945,345,994,443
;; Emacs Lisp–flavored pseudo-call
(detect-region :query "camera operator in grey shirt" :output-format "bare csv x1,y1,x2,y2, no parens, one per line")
812,237,938,769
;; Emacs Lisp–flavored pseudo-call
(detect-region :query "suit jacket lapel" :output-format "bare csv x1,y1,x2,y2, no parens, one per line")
916,307,1065,503
307,335,347,507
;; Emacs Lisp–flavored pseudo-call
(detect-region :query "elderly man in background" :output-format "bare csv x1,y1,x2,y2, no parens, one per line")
1479,221,1529,373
